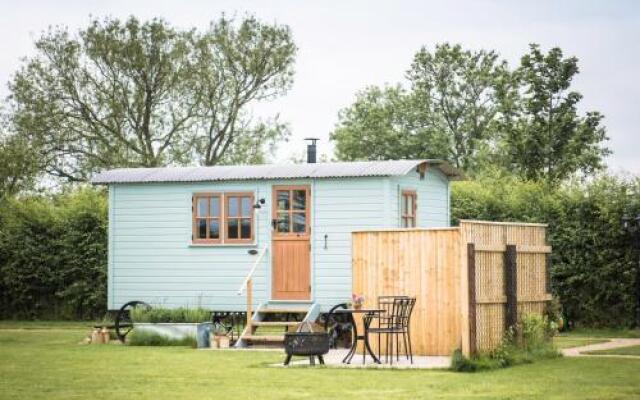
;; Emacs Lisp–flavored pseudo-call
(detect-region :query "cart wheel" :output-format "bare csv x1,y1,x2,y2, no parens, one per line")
323,303,352,348
115,300,150,343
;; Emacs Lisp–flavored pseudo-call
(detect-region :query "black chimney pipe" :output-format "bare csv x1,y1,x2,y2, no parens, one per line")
305,138,319,163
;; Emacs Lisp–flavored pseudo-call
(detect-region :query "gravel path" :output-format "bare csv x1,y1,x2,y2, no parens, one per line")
561,338,640,357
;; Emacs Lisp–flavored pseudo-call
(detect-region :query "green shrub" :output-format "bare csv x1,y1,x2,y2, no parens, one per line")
452,174,640,328
0,187,107,319
130,306,210,323
127,330,197,347
451,313,561,372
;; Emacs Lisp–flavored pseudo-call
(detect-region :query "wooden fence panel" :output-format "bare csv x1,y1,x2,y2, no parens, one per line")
460,220,551,356
352,228,461,356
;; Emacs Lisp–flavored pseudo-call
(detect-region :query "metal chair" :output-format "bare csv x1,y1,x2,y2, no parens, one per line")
368,296,416,364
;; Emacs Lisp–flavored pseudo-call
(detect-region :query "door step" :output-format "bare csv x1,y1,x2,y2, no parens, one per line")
258,307,309,314
242,334,285,343
252,321,299,327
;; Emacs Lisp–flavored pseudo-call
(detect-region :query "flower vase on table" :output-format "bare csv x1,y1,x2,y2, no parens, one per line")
350,293,365,310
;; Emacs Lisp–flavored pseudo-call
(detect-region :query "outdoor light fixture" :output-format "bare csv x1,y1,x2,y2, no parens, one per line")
253,198,266,209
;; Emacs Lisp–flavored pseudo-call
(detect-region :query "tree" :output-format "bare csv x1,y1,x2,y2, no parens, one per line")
8,15,296,181
0,118,40,198
331,85,449,161
332,43,508,169
496,44,610,183
407,43,508,170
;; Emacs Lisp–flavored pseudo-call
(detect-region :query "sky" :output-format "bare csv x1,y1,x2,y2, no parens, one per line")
0,0,638,172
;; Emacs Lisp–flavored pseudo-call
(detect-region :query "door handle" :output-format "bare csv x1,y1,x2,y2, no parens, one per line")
271,219,277,230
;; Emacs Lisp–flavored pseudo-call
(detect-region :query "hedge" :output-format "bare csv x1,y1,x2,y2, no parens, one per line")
0,188,107,319
452,174,640,327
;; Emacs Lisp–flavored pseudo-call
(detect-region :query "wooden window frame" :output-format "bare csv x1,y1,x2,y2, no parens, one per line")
272,185,310,241
224,192,255,244
401,190,417,228
191,192,254,245
192,193,223,244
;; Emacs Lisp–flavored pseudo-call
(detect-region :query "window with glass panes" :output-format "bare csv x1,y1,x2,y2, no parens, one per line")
401,190,417,228
192,194,222,243
225,193,254,242
192,192,253,244
273,187,309,236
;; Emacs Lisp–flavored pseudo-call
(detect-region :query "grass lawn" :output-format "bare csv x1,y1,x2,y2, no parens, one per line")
584,345,640,357
1,322,640,400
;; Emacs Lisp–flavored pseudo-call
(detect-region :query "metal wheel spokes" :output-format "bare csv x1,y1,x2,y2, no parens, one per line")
115,300,150,343
323,303,353,348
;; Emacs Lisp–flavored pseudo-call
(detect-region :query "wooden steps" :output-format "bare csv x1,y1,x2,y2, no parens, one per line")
237,303,316,348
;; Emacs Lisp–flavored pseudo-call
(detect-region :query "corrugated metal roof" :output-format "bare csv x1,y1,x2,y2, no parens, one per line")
91,159,463,184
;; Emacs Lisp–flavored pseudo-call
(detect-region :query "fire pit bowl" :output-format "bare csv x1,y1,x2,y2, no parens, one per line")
283,332,330,365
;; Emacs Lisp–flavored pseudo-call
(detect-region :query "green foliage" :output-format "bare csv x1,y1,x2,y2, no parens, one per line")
0,187,107,319
0,132,40,198
496,45,610,183
451,313,560,372
130,307,210,323
452,174,640,327
331,43,608,183
331,85,450,162
332,43,506,170
408,43,508,170
8,15,295,182
127,330,197,347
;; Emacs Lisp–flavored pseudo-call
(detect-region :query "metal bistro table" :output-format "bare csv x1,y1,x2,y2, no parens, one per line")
333,308,385,364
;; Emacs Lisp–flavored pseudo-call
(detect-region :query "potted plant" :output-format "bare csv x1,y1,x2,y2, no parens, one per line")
350,293,365,310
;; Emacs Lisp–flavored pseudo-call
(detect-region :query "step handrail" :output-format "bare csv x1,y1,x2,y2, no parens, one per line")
237,245,268,295
238,245,268,332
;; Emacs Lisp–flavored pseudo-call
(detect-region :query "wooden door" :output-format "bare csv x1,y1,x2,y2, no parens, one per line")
271,185,311,300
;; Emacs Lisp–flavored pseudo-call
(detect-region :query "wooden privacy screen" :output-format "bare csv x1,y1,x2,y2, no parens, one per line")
460,220,552,355
352,220,552,357
352,228,462,356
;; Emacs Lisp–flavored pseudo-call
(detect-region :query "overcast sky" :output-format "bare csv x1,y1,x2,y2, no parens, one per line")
1,1,638,172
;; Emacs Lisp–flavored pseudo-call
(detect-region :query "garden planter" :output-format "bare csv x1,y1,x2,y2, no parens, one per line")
134,322,213,348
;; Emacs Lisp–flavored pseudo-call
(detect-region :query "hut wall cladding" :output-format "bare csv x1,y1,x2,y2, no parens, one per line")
352,220,551,357
352,228,462,356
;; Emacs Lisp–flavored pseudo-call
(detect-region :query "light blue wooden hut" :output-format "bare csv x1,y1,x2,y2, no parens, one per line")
92,156,462,345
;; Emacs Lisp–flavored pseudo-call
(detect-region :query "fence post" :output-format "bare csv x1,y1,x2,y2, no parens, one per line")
467,243,477,356
545,253,552,294
504,245,518,330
